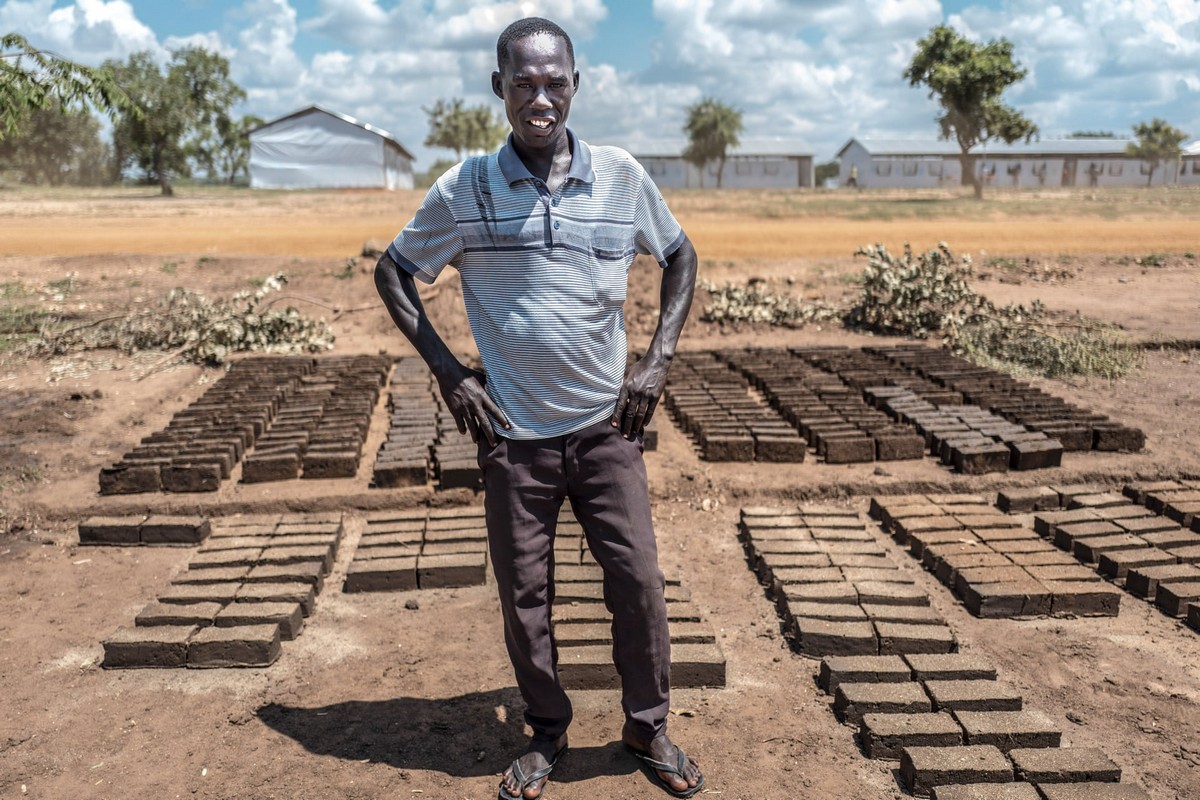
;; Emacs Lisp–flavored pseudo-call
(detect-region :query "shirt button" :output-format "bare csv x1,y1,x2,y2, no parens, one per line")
553,221,560,230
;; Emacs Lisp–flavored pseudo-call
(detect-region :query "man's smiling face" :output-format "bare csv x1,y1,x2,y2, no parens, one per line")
492,32,579,157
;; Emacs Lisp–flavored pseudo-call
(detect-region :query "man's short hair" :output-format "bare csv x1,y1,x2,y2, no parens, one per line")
496,17,575,73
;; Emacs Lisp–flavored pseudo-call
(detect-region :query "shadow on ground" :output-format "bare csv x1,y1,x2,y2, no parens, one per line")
257,689,639,785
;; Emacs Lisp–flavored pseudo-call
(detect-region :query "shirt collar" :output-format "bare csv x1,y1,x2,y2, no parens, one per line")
497,128,595,186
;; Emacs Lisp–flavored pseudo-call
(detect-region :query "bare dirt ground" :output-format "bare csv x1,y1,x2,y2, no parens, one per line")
1,186,1198,800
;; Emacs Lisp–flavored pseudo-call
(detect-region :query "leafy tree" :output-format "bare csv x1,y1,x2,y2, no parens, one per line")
0,101,109,185
0,32,131,138
814,160,840,185
415,157,458,189
1069,131,1115,139
1127,118,1188,186
423,98,507,161
682,98,743,188
107,47,245,195
192,113,263,185
904,25,1038,199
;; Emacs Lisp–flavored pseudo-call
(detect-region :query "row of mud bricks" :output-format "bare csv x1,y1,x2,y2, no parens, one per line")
99,355,391,494
1022,480,1200,631
345,502,726,688
663,345,1142,466
739,505,1149,798
101,513,343,668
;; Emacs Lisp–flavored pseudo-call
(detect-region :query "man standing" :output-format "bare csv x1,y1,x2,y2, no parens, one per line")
374,16,703,800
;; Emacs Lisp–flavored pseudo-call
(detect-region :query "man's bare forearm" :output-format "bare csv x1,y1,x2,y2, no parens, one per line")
644,234,697,366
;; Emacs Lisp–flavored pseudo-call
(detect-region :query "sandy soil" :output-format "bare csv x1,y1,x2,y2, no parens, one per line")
1,188,1198,800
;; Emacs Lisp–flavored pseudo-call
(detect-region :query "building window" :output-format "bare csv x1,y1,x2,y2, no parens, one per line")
735,161,752,176
1108,162,1123,176
928,162,943,177
1192,161,1200,175
902,161,919,176
875,162,892,176
1139,162,1152,175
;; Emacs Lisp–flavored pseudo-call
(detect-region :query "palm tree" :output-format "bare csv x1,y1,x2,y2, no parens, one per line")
682,98,743,188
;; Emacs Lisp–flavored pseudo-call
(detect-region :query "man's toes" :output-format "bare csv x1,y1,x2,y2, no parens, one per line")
522,775,546,799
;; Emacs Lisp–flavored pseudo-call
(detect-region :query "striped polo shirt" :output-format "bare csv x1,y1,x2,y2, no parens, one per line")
387,129,685,440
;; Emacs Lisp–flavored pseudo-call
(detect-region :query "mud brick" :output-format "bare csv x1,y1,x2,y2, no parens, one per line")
1168,543,1200,564
817,655,910,693
159,582,242,606
1008,747,1120,783
936,553,1015,586
792,605,869,627
987,540,1057,556
861,712,963,759
373,459,428,487
904,654,997,682
1052,521,1124,551
245,561,324,589
416,552,486,588
842,567,912,584
215,602,304,640
161,462,221,492
140,515,211,545
827,552,893,570
1124,563,1200,599
301,450,358,479
359,530,424,549
187,623,281,668
773,567,851,590
190,547,262,569
358,544,422,562
1153,581,1200,617
824,436,876,464
135,601,221,628
996,487,1061,514
761,553,832,572
420,540,487,558
779,582,859,610
902,519,967,549
1037,425,1092,451
438,459,482,488
1066,492,1130,510
876,433,926,461
242,452,301,482
953,567,1033,597
1032,509,1097,537
953,444,1011,475
809,526,874,542
343,556,417,592
876,622,956,655
1097,548,1177,580
1006,551,1077,568
754,435,807,462
900,745,1014,796
961,581,1052,618
861,605,944,625
1008,440,1063,471
259,544,334,573
1091,423,1144,452
1070,534,1147,563
931,784,1040,800
834,681,932,724
1023,565,1098,583
1035,785,1150,800
1144,489,1200,515
204,535,276,551
558,642,724,689
925,680,1022,712
955,710,1061,752
954,514,1020,530
236,581,316,616
1093,504,1153,522
914,537,983,567
1123,480,1184,504
364,510,426,526
1115,515,1181,536
854,581,929,608
78,515,143,545
702,435,754,461
172,566,250,585
1137,526,1198,551
794,618,878,656
102,625,195,668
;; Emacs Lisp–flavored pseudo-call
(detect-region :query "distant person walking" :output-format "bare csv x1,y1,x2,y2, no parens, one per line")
374,16,704,800
847,164,858,187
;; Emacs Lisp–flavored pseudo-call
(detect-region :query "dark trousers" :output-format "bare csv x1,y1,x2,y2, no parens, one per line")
478,418,671,744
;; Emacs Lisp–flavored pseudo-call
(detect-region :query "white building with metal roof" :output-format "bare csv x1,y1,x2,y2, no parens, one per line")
836,137,1194,189
629,138,814,189
249,106,415,190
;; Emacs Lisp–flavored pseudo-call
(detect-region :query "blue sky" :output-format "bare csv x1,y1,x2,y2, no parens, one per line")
2,0,1197,168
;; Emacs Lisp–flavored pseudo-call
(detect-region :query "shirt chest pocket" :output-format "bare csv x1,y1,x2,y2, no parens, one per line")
589,234,631,307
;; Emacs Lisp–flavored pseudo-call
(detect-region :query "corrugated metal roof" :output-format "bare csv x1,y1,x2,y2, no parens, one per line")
627,137,812,158
838,136,1138,158
1185,140,1200,157
249,105,414,160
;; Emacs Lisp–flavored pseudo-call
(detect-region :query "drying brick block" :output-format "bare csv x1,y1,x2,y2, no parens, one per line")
140,515,211,545
779,582,859,608
1046,582,1122,617
1007,747,1120,783
162,463,221,492
417,552,487,589
818,655,911,693
1009,440,1063,471
862,604,943,625
78,516,142,545
1035,785,1150,800
242,452,301,482
1153,581,1200,617
900,745,1014,797
1125,564,1200,599
834,681,932,724
215,602,304,640
955,710,1061,752
102,625,195,668
187,623,281,668
931,785,1040,800
557,642,725,690
236,582,316,616
824,436,876,464
135,601,221,628
245,561,325,589
924,680,1022,712
860,712,963,759
302,450,359,479
343,556,417,592
795,618,878,657
1188,602,1200,632
855,581,931,607
875,622,957,655
996,487,1061,514
904,654,997,682
954,444,1011,475
158,582,242,606
1097,548,1177,580
961,582,1051,619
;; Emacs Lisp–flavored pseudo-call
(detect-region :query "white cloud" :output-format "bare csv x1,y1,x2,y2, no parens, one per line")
1,0,161,60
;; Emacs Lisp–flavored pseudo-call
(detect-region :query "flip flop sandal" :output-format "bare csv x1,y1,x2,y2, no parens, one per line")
625,742,706,799
497,743,567,800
